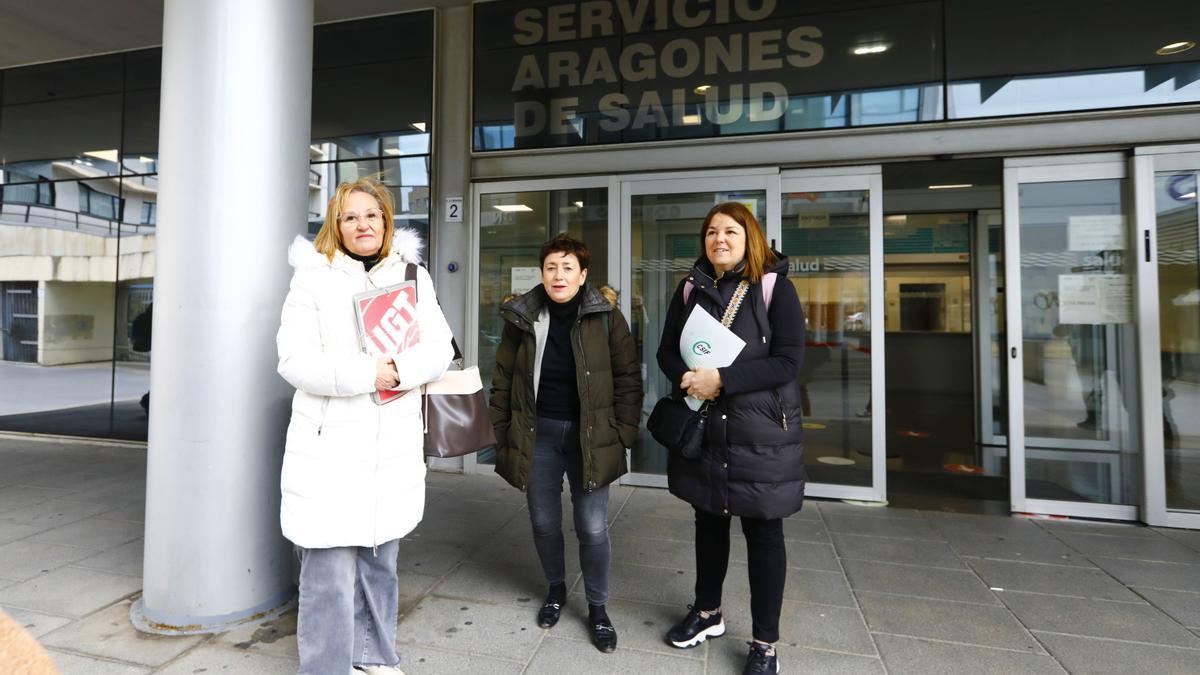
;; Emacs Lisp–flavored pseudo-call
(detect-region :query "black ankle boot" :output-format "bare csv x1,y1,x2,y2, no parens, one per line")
588,604,617,653
537,583,566,628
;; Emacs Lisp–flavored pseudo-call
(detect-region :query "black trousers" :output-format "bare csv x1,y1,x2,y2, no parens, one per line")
693,507,786,643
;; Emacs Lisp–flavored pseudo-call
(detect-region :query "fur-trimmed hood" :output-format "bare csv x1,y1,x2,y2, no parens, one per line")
287,227,425,270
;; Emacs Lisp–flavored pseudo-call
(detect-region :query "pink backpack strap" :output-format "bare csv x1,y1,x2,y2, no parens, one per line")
761,272,777,310
683,280,694,305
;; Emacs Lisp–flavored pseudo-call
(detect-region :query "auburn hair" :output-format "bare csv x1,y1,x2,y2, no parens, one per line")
313,178,395,262
698,201,776,283
539,233,591,270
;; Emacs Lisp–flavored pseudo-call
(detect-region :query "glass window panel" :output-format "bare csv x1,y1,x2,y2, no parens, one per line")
781,190,873,486
1018,178,1140,505
631,190,765,475
477,188,609,465
1156,170,1199,512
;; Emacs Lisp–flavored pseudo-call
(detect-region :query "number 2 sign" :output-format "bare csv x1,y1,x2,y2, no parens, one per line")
444,197,463,223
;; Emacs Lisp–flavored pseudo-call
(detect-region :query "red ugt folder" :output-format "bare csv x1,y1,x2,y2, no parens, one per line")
352,281,420,405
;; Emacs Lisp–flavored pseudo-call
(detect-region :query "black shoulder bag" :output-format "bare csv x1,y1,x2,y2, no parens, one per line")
647,280,750,459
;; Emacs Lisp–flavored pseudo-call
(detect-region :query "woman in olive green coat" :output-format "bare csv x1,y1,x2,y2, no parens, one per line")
489,234,642,653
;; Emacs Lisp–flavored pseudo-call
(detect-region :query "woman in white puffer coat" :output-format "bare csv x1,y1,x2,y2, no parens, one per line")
277,178,453,675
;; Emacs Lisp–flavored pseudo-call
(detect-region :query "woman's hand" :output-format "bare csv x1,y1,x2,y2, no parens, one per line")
683,367,723,401
375,356,399,390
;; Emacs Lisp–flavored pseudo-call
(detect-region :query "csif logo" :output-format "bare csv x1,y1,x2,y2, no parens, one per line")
691,341,711,356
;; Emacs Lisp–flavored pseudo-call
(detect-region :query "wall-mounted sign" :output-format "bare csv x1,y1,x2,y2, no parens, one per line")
1068,215,1125,252
444,197,463,223
1058,273,1131,324
511,266,541,295
473,0,942,150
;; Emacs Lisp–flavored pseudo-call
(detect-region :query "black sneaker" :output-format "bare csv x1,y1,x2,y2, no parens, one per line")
536,584,565,628
589,616,617,653
743,641,780,675
665,605,725,648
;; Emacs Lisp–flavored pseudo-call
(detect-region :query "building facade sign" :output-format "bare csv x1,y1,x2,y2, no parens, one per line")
473,0,942,150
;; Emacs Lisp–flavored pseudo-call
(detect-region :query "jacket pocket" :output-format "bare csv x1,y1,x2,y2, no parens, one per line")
771,391,789,432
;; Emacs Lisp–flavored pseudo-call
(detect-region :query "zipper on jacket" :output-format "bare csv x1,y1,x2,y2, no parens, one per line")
773,391,787,431
316,397,330,436
574,317,594,493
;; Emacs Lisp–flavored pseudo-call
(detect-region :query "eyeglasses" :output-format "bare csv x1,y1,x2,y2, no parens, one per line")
339,210,383,228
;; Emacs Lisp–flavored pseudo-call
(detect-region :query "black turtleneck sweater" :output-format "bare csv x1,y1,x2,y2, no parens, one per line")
536,290,583,422
347,249,382,272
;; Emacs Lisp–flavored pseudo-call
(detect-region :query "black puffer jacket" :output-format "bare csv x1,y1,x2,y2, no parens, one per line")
657,254,806,520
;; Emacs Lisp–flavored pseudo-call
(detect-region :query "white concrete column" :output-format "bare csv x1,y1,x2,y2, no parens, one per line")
132,0,314,634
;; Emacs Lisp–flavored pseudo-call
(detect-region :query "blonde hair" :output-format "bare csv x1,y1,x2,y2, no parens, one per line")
699,201,776,283
314,179,395,261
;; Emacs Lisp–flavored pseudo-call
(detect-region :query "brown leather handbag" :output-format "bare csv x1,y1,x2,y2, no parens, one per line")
404,263,496,458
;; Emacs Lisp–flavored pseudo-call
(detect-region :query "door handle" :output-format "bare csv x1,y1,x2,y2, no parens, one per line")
1011,347,1017,358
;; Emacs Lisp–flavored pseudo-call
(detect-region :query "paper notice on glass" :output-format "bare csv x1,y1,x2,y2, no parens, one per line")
1058,273,1132,324
510,267,541,295
1068,215,1126,252
679,306,746,410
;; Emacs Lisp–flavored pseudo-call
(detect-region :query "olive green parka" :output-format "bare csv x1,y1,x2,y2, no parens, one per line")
489,283,643,491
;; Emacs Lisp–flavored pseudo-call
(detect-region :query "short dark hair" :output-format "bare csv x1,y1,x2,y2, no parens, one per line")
539,233,590,270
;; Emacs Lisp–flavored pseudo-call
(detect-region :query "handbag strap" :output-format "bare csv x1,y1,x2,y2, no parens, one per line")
405,263,464,364
720,280,750,328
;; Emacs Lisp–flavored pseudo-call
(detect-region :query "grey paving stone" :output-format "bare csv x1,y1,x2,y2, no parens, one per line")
856,592,1043,653
0,538,94,580
1054,531,1200,563
1156,527,1200,552
611,534,695,570
0,485,74,513
0,566,141,617
608,514,694,542
407,508,508,547
97,503,144,524
0,499,114,530
467,530,582,572
397,570,440,618
924,512,1055,541
784,500,823,521
818,502,922,519
397,595,545,661
967,558,1141,602
396,538,473,576
831,532,966,569
843,559,999,605
998,591,1200,647
606,563,696,605
776,600,877,656
154,644,298,675
1090,556,1200,593
1,605,72,638
945,531,1095,566
41,600,204,667
48,650,152,675
730,537,841,572
781,516,830,542
1131,587,1200,628
708,638,885,675
1034,631,1200,675
434,560,578,609
75,540,144,577
439,473,530,506
30,516,143,550
526,634,706,675
775,567,857,607
0,519,42,545
1036,519,1162,539
425,497,525,531
549,596,707,660
617,488,695,520
213,609,298,660
396,644,523,675
823,513,944,541
873,633,1067,675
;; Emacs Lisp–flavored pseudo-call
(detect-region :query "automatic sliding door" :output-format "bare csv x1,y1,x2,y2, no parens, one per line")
1004,155,1140,519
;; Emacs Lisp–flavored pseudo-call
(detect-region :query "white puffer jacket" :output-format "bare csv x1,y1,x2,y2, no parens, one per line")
277,230,453,549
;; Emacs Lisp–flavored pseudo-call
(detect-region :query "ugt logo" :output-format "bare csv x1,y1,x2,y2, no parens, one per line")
691,341,711,356
361,286,421,354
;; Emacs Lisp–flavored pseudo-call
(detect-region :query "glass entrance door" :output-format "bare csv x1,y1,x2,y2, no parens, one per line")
622,172,776,487
1135,145,1200,529
1004,154,1141,519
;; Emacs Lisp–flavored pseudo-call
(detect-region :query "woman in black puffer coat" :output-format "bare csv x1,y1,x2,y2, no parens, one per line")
656,202,806,675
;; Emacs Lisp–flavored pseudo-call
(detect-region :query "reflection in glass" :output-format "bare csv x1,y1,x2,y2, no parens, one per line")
476,189,609,465
1018,178,1139,504
781,191,872,486
1156,170,1200,512
631,191,765,475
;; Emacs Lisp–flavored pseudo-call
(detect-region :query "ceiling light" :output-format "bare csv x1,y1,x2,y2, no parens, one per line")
138,156,155,164
693,85,711,94
493,204,533,213
573,201,584,207
410,122,427,132
1181,191,1197,200
928,183,973,190
1156,41,1196,56
83,149,119,162
852,43,890,56
681,113,702,125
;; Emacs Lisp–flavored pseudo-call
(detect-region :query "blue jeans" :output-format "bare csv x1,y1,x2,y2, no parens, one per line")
295,539,400,675
527,416,611,606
